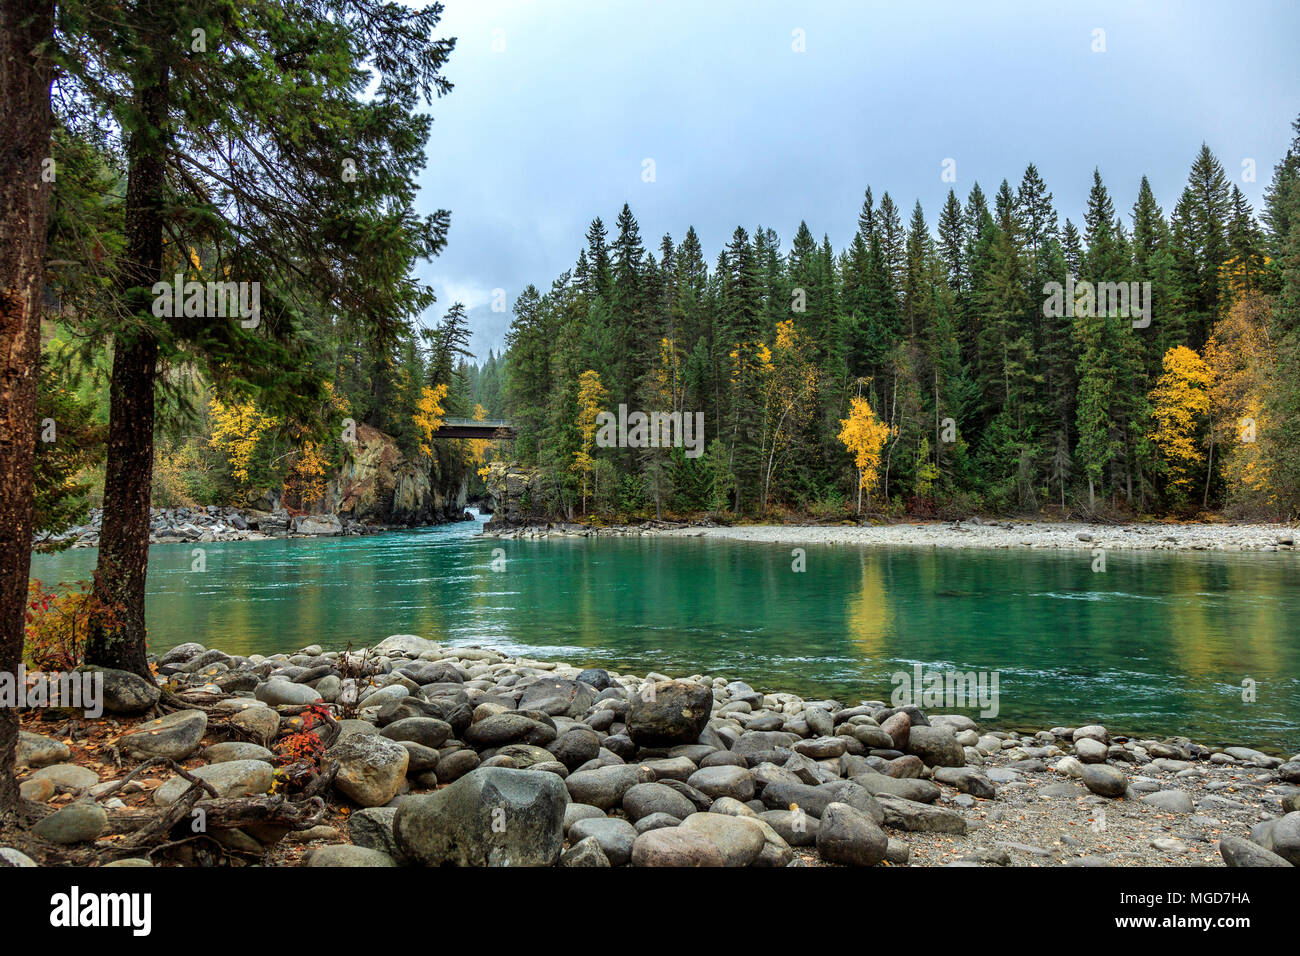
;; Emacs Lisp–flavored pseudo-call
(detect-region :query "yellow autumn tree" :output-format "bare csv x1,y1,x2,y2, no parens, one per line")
466,403,495,477
571,369,608,514
761,320,818,511
284,381,350,509
1148,346,1213,504
208,397,280,489
838,392,893,514
284,441,329,509
1204,295,1275,507
413,383,449,457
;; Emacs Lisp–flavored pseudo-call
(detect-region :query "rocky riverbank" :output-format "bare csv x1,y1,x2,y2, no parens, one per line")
5,637,1297,868
483,516,1298,554
35,505,473,550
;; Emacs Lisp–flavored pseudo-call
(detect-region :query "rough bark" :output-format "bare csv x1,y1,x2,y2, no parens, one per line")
0,0,55,819
87,59,169,679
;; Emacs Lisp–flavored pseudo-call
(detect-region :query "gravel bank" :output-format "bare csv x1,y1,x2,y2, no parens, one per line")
487,518,1297,553
8,637,1297,868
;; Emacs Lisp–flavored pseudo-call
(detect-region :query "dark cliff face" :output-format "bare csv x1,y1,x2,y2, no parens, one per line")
323,424,468,526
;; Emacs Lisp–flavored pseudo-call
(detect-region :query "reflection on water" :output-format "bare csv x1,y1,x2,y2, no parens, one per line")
29,517,1300,751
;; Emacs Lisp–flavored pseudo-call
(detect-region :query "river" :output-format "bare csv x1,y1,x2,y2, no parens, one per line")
29,513,1300,751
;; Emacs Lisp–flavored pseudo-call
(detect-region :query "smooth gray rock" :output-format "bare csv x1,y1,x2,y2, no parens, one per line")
326,734,410,807
630,827,725,867
905,725,965,767
686,765,755,802
1219,833,1293,867
254,679,322,706
876,795,969,834
92,667,162,714
1140,789,1194,813
560,835,611,866
202,742,275,764
680,811,766,867
394,767,569,866
120,709,207,761
817,801,887,866
623,782,696,822
933,767,997,799
32,803,107,844
1081,764,1128,798
518,677,595,717
16,731,69,769
625,680,713,746
307,845,396,866
565,764,655,810
568,816,637,865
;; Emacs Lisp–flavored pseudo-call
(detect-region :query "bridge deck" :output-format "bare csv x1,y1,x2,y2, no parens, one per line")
432,418,516,439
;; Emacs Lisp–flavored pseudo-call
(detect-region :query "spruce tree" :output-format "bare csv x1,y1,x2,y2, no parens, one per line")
52,0,454,676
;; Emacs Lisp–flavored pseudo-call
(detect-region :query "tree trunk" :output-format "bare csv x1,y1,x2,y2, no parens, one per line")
87,60,170,679
0,0,54,820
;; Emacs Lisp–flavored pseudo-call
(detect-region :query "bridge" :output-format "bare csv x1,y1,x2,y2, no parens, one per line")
432,418,516,440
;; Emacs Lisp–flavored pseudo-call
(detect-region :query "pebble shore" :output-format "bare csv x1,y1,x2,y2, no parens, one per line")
7,636,1298,868
34,506,471,549
485,517,1298,553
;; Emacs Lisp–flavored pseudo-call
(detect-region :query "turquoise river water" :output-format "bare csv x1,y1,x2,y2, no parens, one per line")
29,514,1300,752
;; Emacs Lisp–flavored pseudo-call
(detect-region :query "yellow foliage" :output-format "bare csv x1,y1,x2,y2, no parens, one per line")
413,383,449,457
1204,296,1275,500
466,403,494,469
571,370,608,500
208,397,279,487
838,394,893,496
1148,346,1212,497
286,440,329,508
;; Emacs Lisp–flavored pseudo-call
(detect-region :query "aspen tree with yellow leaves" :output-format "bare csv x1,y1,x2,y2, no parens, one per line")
413,383,449,457
1204,295,1275,508
208,398,280,490
838,387,894,514
1148,346,1213,505
761,320,818,511
467,403,495,477
572,370,608,514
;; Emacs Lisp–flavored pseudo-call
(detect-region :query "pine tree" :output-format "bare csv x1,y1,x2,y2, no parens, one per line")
0,0,55,817
937,189,966,293
54,0,455,677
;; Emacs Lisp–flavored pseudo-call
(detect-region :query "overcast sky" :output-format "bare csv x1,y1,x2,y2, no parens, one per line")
410,0,1300,359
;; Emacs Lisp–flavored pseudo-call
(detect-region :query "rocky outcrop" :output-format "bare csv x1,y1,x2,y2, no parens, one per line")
326,423,467,526
481,461,542,523
37,426,472,547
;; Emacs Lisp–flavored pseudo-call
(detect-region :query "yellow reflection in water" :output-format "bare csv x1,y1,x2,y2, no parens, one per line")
846,551,891,659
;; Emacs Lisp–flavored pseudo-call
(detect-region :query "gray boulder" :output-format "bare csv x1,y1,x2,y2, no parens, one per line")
327,734,410,807
394,767,568,866
905,725,965,767
817,801,887,866
517,678,595,717
91,667,161,714
120,709,207,761
625,680,713,747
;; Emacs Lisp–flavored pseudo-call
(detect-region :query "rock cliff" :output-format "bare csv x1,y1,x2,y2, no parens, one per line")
325,424,468,526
